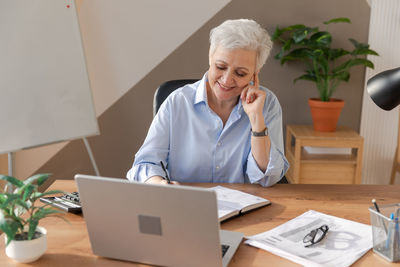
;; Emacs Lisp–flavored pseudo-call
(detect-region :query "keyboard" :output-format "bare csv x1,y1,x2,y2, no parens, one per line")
40,192,82,213
61,191,80,203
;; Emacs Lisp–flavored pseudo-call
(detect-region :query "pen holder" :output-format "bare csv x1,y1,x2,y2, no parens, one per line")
369,203,400,262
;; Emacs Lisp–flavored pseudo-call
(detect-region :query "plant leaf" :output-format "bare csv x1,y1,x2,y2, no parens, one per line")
281,48,316,64
348,38,369,49
323,17,351,25
332,71,350,82
282,39,293,51
28,220,39,240
0,175,24,188
274,39,294,60
310,31,332,46
292,27,317,43
274,48,284,61
282,24,307,31
32,207,64,221
271,26,283,41
334,58,374,73
351,48,379,56
294,74,317,83
14,198,30,212
279,24,307,33
316,56,329,75
272,24,307,41
30,190,66,202
22,184,35,202
0,194,21,210
23,173,50,187
0,211,23,246
328,48,349,60
0,194,7,204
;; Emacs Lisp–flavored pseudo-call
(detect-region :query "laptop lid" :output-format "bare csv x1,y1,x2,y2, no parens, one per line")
75,174,230,267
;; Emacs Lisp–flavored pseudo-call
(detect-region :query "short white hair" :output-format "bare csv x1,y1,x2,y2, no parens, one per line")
209,19,273,71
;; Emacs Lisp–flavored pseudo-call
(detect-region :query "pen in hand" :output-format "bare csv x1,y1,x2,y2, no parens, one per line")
160,161,171,184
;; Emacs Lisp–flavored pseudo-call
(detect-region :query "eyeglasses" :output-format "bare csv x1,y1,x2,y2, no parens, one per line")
303,224,329,247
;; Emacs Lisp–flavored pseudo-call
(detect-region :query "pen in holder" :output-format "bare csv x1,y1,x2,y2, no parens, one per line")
369,203,400,262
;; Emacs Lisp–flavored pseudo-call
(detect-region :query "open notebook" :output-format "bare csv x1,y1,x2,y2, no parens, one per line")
212,186,271,222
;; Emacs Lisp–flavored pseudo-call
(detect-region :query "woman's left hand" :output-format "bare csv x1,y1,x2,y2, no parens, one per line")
241,72,266,118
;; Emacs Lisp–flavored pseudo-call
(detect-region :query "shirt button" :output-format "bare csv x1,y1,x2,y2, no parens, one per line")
216,166,220,169
217,142,222,146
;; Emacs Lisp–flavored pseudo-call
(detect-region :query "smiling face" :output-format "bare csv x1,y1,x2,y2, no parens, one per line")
207,46,257,107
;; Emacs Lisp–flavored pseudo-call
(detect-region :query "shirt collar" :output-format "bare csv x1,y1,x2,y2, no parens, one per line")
194,72,208,105
194,72,244,116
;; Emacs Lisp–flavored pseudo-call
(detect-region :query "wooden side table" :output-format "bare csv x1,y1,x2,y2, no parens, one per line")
285,125,364,184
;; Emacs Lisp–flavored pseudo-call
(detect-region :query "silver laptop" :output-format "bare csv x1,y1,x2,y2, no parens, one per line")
75,174,243,267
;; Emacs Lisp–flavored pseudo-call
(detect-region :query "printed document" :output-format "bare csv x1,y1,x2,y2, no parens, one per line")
245,210,372,267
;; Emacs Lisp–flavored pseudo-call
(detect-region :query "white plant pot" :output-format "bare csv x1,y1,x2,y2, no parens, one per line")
5,226,47,263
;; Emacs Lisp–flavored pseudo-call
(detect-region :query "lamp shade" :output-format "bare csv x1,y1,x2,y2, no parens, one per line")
367,67,400,111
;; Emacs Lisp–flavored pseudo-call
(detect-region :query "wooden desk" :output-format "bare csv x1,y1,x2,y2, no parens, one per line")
1,180,399,266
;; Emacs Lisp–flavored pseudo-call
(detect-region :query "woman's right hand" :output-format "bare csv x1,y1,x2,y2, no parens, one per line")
145,176,179,185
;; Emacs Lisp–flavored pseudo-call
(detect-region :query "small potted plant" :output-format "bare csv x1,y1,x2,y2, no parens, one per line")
0,173,67,263
272,17,379,131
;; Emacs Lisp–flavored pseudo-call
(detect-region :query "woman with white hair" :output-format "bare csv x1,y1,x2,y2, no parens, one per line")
127,19,288,186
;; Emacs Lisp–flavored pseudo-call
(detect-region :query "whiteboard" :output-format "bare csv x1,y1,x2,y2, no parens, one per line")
0,0,99,154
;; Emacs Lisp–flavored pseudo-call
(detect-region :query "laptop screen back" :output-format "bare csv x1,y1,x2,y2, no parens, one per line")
75,174,223,267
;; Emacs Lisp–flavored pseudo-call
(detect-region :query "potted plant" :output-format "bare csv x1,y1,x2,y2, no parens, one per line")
272,17,379,131
0,173,66,263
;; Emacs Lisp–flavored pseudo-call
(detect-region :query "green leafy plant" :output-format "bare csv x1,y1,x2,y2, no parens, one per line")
0,174,67,246
272,17,379,101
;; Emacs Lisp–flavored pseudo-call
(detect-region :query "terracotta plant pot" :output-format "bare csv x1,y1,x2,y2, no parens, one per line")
308,98,344,132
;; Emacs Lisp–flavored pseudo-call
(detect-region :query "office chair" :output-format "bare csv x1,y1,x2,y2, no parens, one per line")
153,79,198,116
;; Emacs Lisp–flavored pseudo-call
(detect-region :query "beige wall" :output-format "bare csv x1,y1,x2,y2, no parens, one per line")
78,0,230,116
35,0,371,186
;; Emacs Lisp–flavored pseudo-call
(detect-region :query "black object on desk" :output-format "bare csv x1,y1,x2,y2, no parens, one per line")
40,192,82,213
160,161,171,184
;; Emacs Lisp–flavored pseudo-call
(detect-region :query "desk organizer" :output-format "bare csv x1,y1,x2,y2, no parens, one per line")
369,203,400,262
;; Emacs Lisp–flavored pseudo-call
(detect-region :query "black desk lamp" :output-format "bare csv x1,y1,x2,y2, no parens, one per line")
367,67,400,110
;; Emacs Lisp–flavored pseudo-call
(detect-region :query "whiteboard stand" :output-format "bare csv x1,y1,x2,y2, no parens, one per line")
83,137,100,176
6,137,100,193
7,152,14,177
7,152,14,193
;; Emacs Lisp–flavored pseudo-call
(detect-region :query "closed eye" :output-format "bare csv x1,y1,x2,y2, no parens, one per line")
215,64,248,77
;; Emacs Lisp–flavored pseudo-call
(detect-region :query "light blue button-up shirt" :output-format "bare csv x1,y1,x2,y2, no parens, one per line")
127,73,288,187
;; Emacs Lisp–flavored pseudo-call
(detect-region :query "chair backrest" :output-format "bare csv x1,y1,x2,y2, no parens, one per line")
153,79,198,116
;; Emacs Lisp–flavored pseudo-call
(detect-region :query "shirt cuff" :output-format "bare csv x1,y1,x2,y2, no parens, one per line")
126,163,165,183
246,143,288,187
